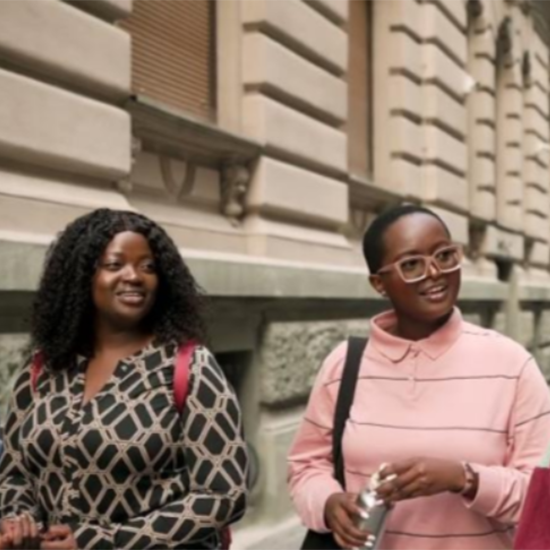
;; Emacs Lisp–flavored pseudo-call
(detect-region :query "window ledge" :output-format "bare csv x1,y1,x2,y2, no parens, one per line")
127,95,263,169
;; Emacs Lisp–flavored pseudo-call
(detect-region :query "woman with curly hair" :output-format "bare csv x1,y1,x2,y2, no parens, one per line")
0,209,248,550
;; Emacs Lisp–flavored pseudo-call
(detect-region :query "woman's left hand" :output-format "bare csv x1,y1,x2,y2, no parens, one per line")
40,525,77,550
376,457,465,502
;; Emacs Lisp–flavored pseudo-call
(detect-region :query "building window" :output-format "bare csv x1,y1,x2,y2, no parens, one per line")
122,0,216,121
347,0,372,178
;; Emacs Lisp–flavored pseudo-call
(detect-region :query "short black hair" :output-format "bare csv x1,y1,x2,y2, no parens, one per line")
362,204,450,274
30,208,207,371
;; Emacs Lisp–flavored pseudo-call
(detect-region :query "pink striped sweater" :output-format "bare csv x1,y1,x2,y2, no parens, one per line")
288,309,550,549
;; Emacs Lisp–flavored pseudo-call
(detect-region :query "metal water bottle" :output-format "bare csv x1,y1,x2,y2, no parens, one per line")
352,465,394,549
352,488,391,549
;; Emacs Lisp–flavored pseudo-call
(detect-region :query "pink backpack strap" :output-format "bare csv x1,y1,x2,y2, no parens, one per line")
30,351,44,393
174,342,232,548
173,342,196,413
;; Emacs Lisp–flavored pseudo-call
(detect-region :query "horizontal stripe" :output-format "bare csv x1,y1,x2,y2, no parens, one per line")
348,420,506,433
325,374,520,386
303,417,331,430
345,469,373,478
386,527,512,539
515,409,550,428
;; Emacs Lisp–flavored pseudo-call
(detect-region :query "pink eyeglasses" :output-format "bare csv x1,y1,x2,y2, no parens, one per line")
376,244,463,284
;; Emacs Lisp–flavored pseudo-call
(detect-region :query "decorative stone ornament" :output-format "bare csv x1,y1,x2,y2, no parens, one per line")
159,156,197,200
522,51,532,86
349,207,375,240
466,0,484,20
220,164,250,226
116,136,142,195
497,16,513,61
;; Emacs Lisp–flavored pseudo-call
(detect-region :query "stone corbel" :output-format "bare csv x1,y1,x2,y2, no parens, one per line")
159,156,197,200
522,51,532,86
220,164,250,226
348,207,375,240
116,136,142,194
520,0,532,15
466,0,484,21
497,17,514,64
469,223,486,260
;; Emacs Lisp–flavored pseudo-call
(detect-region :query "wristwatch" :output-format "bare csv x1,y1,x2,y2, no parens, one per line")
460,462,476,495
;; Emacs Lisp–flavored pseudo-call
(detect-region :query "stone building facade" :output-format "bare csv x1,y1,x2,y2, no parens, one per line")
1,0,550,547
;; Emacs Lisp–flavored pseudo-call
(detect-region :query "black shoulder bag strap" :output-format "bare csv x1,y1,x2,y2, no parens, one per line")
332,336,368,487
300,336,368,550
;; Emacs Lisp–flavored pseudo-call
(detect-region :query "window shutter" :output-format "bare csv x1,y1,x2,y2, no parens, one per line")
122,0,216,121
347,0,372,177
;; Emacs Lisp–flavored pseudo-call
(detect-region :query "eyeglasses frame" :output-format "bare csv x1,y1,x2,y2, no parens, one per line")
376,244,463,284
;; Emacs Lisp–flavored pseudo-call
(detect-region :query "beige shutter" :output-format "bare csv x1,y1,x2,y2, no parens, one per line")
122,0,216,121
347,0,372,177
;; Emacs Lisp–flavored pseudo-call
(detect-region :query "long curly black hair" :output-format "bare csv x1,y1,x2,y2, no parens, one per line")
30,208,207,371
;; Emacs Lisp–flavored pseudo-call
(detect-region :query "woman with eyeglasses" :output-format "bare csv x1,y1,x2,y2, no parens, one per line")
288,204,550,550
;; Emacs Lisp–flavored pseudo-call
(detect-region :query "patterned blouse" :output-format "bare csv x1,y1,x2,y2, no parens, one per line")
0,343,249,549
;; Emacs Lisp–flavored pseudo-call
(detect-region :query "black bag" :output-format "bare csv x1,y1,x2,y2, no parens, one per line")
300,337,368,550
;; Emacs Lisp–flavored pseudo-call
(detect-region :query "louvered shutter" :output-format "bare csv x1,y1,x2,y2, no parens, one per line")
347,0,372,176
122,0,216,121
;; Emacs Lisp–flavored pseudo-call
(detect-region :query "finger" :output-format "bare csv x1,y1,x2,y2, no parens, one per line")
41,541,71,550
11,519,23,548
381,467,421,500
334,530,362,550
19,514,32,550
365,533,377,548
20,514,34,550
334,511,370,547
394,476,433,500
41,542,63,550
337,531,370,548
29,518,40,550
44,526,72,539
339,496,362,517
0,520,13,536
382,458,417,477
333,532,349,550
27,516,40,550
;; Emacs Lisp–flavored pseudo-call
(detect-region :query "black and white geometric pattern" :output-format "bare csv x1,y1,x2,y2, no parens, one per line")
0,344,248,549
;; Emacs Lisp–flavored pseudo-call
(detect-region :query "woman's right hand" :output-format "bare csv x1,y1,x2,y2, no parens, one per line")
1,515,40,549
324,492,373,549
0,532,13,550
40,524,77,550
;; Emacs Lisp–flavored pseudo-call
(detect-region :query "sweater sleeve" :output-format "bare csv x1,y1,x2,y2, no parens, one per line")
287,342,348,533
0,364,43,522
72,347,249,550
466,355,550,525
